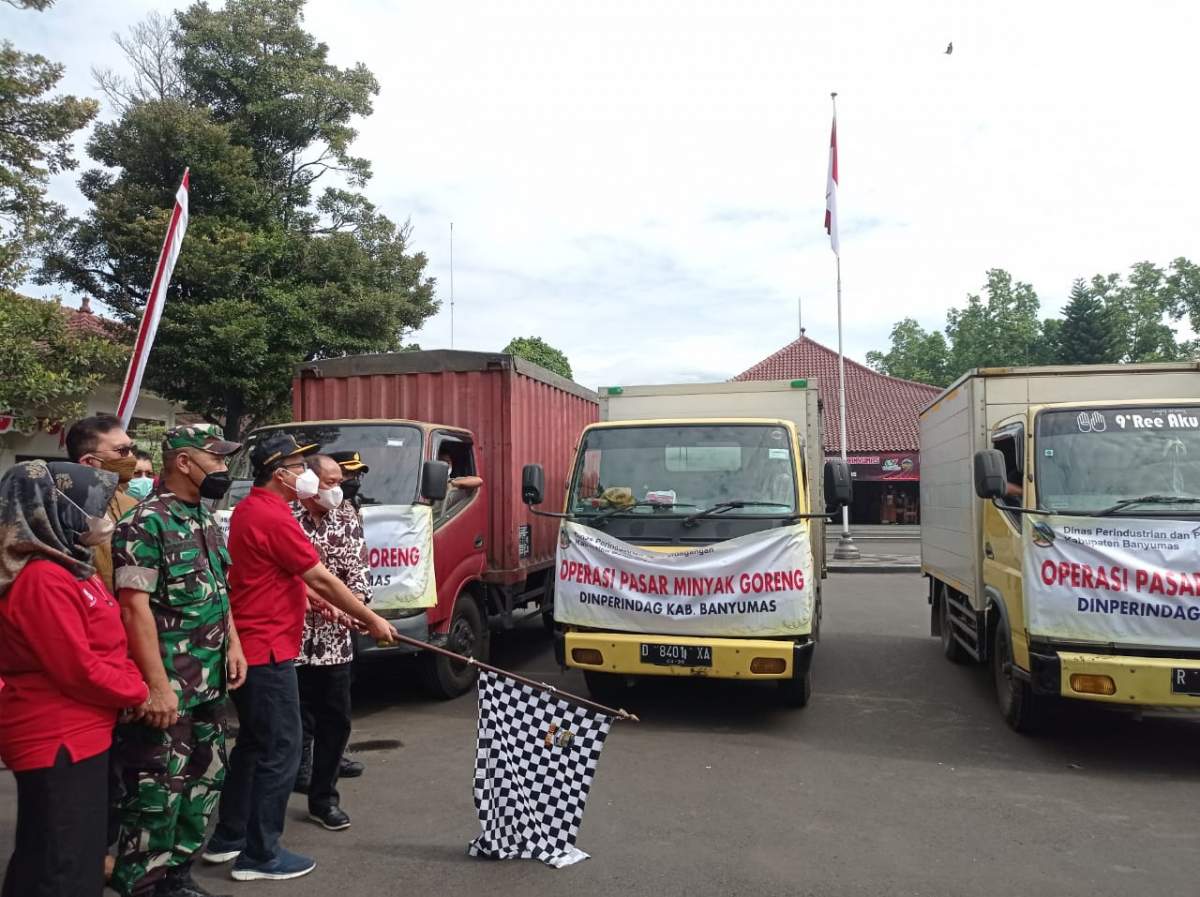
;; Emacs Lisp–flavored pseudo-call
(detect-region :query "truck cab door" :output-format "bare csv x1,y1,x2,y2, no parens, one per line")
982,418,1031,670
428,432,488,630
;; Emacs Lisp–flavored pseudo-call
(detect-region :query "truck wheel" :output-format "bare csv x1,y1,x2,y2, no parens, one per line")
992,624,1042,733
939,591,970,664
540,581,556,633
420,595,489,700
583,670,627,705
778,670,812,708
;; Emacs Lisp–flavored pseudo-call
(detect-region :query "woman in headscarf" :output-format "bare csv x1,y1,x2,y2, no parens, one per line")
0,460,150,897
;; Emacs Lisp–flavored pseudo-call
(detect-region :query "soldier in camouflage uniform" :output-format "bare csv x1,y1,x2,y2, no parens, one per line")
111,424,247,897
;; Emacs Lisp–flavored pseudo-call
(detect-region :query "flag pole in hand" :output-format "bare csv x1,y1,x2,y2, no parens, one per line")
376,629,639,722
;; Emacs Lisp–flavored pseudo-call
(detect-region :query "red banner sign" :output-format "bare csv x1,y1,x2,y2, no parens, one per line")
839,452,920,482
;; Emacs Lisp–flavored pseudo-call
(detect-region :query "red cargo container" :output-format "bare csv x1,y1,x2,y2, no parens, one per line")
293,350,598,583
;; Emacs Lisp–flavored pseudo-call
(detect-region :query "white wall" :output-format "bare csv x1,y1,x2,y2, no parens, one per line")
0,384,183,471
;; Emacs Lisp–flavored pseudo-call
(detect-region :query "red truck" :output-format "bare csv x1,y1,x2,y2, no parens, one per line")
222,350,599,698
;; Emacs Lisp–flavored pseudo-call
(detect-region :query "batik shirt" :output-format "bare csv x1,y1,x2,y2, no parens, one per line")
112,492,232,709
292,501,372,666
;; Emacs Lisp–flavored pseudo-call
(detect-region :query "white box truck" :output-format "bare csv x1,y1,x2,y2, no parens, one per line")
920,362,1200,730
521,378,850,708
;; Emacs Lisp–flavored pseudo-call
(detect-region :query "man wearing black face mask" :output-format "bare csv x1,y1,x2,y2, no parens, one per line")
327,451,369,511
110,425,247,897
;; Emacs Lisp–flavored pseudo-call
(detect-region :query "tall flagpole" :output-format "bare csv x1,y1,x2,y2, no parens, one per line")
829,92,859,560
116,168,190,430
449,221,455,349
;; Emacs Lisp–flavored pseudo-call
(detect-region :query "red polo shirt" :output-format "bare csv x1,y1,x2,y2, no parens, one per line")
0,560,148,771
227,486,320,665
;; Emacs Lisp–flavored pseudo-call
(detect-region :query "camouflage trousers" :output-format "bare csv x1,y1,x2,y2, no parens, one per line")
111,700,229,897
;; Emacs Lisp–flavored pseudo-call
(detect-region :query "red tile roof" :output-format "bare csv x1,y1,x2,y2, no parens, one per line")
734,332,941,453
63,297,120,340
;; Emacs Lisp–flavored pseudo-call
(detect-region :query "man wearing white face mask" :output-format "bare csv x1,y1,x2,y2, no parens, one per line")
289,454,370,831
204,435,399,883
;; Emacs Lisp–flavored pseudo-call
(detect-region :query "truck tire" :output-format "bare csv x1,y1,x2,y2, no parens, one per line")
583,670,628,705
541,579,556,633
420,595,489,700
992,624,1043,733
778,670,812,708
939,589,970,664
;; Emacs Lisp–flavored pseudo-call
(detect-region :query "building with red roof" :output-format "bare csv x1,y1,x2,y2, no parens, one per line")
735,330,941,524
0,297,187,471
63,296,120,340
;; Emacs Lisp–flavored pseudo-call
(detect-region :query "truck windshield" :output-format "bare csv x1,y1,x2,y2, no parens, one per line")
224,423,423,508
568,424,797,518
1036,406,1200,515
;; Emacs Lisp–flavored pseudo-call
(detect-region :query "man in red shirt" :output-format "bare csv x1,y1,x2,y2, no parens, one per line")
202,434,399,883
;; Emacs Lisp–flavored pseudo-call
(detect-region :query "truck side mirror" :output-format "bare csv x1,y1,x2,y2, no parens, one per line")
823,458,852,510
973,449,1007,500
420,460,450,502
522,464,545,506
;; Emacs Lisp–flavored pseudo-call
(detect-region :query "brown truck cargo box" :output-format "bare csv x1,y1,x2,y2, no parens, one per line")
293,350,599,582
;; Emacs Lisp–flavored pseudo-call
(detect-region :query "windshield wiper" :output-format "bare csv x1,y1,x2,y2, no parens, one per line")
681,501,792,528
1095,494,1200,517
586,500,695,526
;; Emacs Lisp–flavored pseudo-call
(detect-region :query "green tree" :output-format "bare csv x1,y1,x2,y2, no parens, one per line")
1164,257,1200,338
1057,279,1117,364
1088,260,1187,362
503,336,573,380
946,269,1046,373
42,0,437,438
0,29,98,285
0,291,127,429
865,318,951,386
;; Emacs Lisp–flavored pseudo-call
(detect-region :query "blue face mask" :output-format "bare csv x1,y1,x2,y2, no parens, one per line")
126,476,154,500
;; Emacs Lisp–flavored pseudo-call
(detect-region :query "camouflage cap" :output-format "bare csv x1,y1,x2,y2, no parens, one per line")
163,423,242,456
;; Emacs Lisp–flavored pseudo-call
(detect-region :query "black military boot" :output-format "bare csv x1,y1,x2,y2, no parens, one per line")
338,754,365,778
156,864,232,897
293,738,313,794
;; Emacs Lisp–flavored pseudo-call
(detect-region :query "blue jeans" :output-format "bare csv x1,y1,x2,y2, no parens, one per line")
211,660,302,864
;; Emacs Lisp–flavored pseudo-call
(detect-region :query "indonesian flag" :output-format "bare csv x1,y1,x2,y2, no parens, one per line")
116,169,189,429
824,114,839,255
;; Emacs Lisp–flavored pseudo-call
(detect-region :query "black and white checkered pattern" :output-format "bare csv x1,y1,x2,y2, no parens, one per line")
468,670,612,868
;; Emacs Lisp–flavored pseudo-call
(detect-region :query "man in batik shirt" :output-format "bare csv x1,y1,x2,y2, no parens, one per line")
289,454,371,832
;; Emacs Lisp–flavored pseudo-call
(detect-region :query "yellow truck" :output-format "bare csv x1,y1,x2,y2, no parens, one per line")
920,362,1200,731
521,379,851,707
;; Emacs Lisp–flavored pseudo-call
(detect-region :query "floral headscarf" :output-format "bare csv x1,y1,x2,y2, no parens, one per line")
0,460,118,595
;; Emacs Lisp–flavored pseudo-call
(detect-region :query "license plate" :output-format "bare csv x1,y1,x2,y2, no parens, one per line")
1170,668,1200,696
640,643,713,667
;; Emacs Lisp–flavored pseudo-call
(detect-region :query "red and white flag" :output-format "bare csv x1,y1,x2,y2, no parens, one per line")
116,168,189,429
824,114,839,256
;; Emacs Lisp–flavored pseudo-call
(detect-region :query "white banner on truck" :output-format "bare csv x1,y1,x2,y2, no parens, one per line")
1023,515,1200,649
362,504,437,610
554,522,813,636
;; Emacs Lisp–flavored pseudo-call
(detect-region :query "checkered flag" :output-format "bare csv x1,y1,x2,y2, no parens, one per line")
468,669,613,868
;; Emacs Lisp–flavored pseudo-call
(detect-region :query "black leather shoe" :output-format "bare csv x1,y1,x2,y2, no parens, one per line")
155,867,232,897
308,804,351,831
339,755,365,778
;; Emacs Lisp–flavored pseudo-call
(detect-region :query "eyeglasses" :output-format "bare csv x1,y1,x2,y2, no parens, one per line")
94,444,135,458
281,462,307,472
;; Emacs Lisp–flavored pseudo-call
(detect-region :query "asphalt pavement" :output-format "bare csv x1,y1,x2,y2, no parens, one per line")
4,573,1199,897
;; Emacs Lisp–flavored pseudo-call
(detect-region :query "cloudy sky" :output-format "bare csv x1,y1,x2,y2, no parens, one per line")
8,0,1200,388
